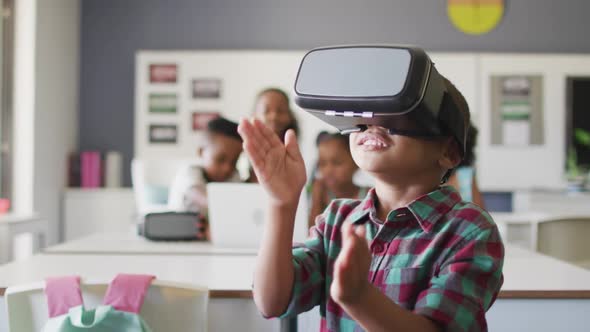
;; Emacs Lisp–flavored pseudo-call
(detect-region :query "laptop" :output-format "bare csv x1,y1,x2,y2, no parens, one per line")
207,183,308,248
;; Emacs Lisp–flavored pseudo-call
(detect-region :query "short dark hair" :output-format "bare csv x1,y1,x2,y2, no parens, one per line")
440,77,471,183
459,124,478,167
442,77,471,155
316,131,349,149
207,117,242,142
255,87,300,136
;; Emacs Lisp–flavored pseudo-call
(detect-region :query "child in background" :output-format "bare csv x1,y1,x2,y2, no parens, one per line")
308,131,368,229
448,124,486,208
238,77,504,332
167,117,243,234
243,88,300,182
253,87,299,141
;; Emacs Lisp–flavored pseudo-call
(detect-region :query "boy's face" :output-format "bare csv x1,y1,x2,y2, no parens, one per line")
349,126,459,182
254,91,293,137
317,139,358,191
200,133,243,182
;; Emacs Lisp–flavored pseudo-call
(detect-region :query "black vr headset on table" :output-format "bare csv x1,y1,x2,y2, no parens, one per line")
293,45,467,159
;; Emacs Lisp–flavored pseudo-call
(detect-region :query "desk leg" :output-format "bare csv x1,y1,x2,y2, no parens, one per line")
531,222,539,252
0,294,8,332
280,317,297,332
0,228,13,264
33,231,46,253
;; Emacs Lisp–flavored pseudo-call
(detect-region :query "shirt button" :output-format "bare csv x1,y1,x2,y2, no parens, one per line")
373,243,385,254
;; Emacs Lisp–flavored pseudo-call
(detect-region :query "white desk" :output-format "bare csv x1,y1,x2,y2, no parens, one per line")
48,210,590,257
0,254,277,332
300,245,590,331
1,242,587,331
0,254,257,297
45,232,258,256
499,245,590,293
492,211,590,251
487,245,590,332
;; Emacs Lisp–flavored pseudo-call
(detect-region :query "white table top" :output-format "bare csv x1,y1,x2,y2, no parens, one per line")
491,212,548,224
0,254,255,297
45,232,258,256
500,245,590,297
4,244,590,299
491,211,590,225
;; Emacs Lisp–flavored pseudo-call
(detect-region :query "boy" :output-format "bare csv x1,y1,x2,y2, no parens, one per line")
168,116,243,217
238,78,504,331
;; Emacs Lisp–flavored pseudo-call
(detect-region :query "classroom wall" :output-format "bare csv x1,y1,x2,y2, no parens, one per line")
33,0,80,244
80,0,590,185
133,51,479,183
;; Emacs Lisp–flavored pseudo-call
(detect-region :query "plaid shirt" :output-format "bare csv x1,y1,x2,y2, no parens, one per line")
279,186,504,332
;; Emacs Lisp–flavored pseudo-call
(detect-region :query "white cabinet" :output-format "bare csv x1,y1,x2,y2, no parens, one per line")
494,190,590,251
62,189,136,241
514,190,590,215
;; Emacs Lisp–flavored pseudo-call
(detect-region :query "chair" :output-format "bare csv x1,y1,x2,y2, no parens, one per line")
5,279,208,332
131,158,198,215
537,217,590,269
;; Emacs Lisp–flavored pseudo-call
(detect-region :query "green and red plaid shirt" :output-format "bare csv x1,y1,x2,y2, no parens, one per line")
279,186,504,332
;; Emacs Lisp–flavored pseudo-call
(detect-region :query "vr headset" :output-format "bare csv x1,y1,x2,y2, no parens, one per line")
293,45,467,156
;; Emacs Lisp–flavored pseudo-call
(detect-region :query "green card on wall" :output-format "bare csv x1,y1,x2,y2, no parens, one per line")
148,93,177,113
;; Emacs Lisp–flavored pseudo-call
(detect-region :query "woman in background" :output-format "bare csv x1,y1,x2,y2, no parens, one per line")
252,87,299,141
244,88,300,182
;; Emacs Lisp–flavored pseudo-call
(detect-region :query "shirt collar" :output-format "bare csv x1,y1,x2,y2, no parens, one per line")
349,186,462,233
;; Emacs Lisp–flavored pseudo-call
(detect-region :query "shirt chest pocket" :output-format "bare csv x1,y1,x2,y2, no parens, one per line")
381,266,428,310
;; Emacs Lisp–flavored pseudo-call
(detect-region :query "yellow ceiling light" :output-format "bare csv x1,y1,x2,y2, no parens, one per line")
448,0,505,35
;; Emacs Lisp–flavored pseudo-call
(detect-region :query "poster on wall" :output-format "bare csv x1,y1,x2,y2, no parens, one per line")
149,124,178,144
149,64,178,83
491,75,544,146
192,112,220,131
192,78,222,98
148,93,178,113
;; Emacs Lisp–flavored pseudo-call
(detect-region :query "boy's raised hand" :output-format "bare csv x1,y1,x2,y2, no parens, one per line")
331,222,371,305
238,118,307,206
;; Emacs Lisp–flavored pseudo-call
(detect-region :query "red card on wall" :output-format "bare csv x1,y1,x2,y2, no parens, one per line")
149,64,178,83
192,112,220,131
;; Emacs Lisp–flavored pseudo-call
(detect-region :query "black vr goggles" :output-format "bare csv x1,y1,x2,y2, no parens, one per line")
293,45,467,156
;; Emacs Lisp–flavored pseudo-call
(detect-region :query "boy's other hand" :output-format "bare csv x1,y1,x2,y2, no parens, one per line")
331,222,371,305
238,118,307,207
